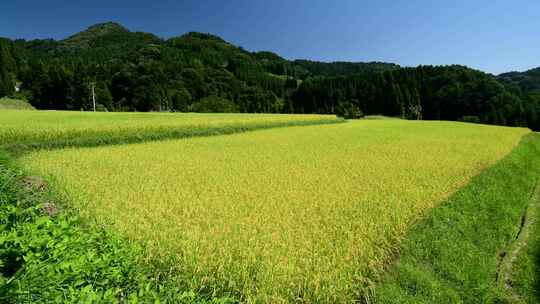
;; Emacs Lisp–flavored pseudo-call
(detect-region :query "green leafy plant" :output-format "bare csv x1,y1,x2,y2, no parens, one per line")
335,101,364,119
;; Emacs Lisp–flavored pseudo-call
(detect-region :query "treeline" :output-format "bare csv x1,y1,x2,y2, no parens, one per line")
0,38,18,97
292,66,540,129
1,22,540,130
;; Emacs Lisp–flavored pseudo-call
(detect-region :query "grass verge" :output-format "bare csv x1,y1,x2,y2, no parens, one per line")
371,133,540,303
509,189,540,303
0,150,234,303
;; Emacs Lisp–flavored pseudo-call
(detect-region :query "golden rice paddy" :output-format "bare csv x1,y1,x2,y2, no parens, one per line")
20,119,529,303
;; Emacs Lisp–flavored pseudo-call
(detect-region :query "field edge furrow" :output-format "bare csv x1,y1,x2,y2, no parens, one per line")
496,176,539,302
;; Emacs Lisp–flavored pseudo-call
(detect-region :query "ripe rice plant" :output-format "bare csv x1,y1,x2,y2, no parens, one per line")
0,110,340,152
20,120,529,303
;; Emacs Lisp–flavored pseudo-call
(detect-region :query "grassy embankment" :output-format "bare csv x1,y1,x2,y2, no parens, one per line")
505,173,540,303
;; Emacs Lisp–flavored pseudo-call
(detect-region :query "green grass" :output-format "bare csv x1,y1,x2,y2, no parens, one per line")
510,189,540,303
372,133,540,303
19,120,528,303
0,110,341,153
0,98,35,110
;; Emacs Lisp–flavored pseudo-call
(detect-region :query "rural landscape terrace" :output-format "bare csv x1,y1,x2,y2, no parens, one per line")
2,1,540,303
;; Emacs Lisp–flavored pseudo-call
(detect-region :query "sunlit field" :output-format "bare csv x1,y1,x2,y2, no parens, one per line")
0,110,339,151
20,120,529,303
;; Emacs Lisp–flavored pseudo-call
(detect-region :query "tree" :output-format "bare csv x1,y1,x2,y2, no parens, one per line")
170,88,192,112
0,40,15,97
190,95,237,113
0,65,13,97
95,82,113,111
335,101,364,119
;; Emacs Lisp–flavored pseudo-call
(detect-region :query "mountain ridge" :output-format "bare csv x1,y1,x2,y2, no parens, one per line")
18,22,401,72
7,22,538,75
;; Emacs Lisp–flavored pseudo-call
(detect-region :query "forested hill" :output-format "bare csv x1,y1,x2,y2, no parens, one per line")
499,68,540,93
1,22,540,129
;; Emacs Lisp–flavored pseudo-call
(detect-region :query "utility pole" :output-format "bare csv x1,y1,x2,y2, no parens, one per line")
90,82,96,112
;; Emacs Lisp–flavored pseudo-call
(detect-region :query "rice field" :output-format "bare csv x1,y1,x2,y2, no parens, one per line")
0,110,339,151
19,120,529,303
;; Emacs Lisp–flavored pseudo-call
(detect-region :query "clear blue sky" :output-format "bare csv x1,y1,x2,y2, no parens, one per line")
1,0,538,74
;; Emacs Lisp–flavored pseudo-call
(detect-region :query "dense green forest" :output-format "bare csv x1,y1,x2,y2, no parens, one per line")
1,22,539,129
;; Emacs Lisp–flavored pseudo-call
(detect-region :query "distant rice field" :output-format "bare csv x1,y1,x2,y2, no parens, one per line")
0,110,339,151
20,120,528,303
